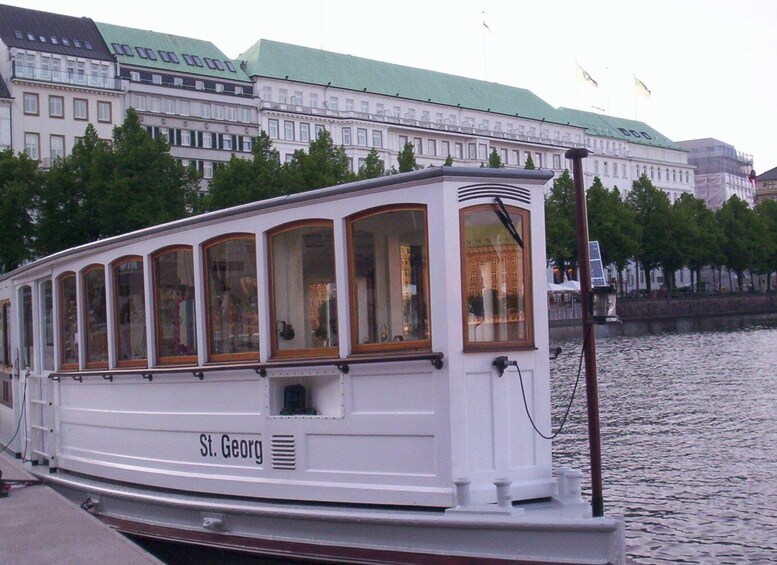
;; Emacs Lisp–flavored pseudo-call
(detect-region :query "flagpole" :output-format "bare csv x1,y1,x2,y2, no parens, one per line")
633,75,637,119
576,61,580,110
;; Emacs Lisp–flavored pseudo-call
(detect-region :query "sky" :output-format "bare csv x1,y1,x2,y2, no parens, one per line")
8,0,777,172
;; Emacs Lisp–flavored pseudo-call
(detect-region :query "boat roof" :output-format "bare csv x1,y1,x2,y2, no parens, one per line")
2,167,553,282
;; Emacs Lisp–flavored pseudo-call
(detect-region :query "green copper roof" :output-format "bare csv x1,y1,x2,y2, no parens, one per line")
558,107,682,151
96,22,251,83
239,39,570,125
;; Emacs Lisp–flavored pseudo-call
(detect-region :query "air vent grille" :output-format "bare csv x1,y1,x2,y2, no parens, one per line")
271,434,296,470
458,183,531,205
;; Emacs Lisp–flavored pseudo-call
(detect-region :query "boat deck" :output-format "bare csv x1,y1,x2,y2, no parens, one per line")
0,452,161,565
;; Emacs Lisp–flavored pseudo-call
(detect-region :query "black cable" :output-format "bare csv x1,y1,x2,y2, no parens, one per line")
0,372,28,456
515,323,589,440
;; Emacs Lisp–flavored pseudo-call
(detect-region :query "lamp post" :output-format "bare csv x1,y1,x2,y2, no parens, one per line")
564,147,605,518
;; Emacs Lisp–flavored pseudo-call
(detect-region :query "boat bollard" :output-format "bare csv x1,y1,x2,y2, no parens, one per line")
494,478,512,509
453,478,471,507
557,466,571,498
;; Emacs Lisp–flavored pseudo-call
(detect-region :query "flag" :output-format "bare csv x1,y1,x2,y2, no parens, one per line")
635,76,651,96
482,12,491,32
577,63,599,88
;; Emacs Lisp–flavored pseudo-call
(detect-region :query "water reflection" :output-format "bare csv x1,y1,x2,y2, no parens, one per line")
550,315,777,563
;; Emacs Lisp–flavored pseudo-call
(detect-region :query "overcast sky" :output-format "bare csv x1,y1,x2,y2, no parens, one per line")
10,0,777,173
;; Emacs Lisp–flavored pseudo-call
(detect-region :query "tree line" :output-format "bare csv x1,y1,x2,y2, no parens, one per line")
545,171,777,294
2,114,775,295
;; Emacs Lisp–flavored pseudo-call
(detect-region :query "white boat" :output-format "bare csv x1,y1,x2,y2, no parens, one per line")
0,167,625,564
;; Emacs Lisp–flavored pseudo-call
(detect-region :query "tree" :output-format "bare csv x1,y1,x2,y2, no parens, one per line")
586,178,641,295
95,108,198,237
283,129,354,193
545,170,577,280
443,154,454,166
755,199,777,291
672,193,721,292
487,148,503,168
716,195,758,292
0,150,38,272
625,175,673,292
204,131,283,211
358,148,385,179
397,142,417,173
524,153,535,170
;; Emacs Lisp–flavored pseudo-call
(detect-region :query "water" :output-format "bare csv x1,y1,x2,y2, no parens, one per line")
549,315,777,564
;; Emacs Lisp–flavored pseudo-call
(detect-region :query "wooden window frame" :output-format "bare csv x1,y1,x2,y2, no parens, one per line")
459,203,534,352
267,219,338,360
112,256,147,368
152,245,198,366
57,272,79,371
203,233,259,363
346,204,432,355
81,264,108,369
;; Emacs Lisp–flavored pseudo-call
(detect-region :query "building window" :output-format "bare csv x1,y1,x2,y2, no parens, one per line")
57,273,79,370
268,119,279,139
427,139,436,157
342,127,351,145
269,221,338,358
24,133,40,160
468,143,476,159
19,286,33,370
372,130,383,148
535,153,542,168
216,83,224,93
284,120,295,141
345,98,354,111
213,105,224,120
97,101,111,123
195,80,205,91
239,107,250,123
181,130,191,147
456,143,464,159
460,204,532,350
315,124,325,137
361,101,369,114
49,95,64,118
414,137,423,155
347,206,430,353
357,128,368,146
0,301,9,373
309,93,318,108
223,135,233,151
328,96,338,111
113,257,146,366
300,123,310,143
152,74,162,85
178,100,190,116
50,135,65,160
153,247,197,364
553,154,561,169
278,89,288,103
173,77,183,87
130,71,140,82
82,265,108,368
203,161,214,178
73,98,88,120
242,136,252,152
604,162,609,177
204,235,258,361
202,133,213,149
441,141,450,158
23,92,39,115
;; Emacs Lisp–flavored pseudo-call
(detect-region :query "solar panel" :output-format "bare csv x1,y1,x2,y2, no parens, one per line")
589,241,607,287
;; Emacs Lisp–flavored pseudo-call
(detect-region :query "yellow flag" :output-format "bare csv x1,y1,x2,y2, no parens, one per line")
635,76,651,96
577,64,599,88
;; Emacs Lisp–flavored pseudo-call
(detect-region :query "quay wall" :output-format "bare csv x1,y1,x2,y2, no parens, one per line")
616,293,777,321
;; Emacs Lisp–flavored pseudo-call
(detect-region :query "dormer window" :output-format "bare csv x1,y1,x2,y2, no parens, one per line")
224,61,236,72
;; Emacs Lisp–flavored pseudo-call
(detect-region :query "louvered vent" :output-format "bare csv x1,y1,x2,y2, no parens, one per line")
458,183,531,205
271,435,296,470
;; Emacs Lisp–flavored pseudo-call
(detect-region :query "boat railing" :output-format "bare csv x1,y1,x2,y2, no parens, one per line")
48,351,445,382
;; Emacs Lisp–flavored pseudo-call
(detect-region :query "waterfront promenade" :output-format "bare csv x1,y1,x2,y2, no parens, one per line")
0,452,161,564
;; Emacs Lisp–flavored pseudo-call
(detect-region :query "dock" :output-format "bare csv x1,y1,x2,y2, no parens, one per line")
0,452,162,565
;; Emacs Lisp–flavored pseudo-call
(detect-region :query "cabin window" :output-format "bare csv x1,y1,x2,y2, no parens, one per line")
460,204,533,350
153,247,197,364
113,257,147,366
0,301,10,370
20,286,33,370
347,206,430,352
204,235,259,361
58,273,79,369
269,221,338,358
82,266,108,368
41,280,54,371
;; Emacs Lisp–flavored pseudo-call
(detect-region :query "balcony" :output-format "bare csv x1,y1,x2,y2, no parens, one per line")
13,63,122,91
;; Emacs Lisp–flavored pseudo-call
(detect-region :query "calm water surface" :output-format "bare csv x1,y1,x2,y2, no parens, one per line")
550,316,777,564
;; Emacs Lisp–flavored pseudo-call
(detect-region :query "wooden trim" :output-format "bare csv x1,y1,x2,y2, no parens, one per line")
267,219,339,360
151,246,197,366
346,205,432,354
111,256,147,368
202,233,259,362
0,300,10,371
459,204,534,351
81,264,108,369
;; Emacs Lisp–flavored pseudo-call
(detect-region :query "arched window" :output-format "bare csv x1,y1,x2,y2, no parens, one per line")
268,221,337,358
460,203,533,350
347,206,430,353
204,234,258,362
153,246,197,365
82,265,108,368
113,256,146,367
58,272,79,370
